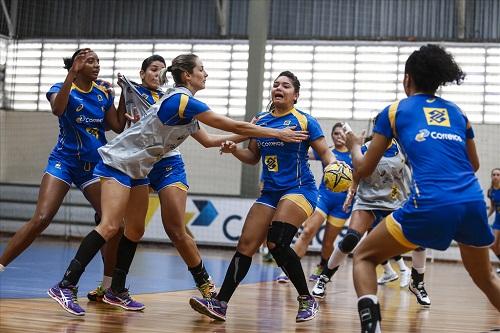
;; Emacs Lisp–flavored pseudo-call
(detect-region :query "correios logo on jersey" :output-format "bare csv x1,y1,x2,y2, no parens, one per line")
75,115,104,124
415,129,463,142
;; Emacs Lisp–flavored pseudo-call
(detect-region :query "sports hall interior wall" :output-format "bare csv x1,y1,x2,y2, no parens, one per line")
1,0,499,41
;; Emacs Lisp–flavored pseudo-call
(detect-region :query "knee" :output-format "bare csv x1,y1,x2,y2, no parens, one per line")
164,224,187,243
30,212,53,231
338,228,362,254
125,225,145,242
267,221,298,266
97,222,121,241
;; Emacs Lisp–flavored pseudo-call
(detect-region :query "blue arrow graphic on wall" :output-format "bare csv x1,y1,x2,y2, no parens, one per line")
191,200,218,226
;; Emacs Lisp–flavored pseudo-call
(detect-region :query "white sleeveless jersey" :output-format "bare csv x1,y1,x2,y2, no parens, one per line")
98,87,199,178
353,141,411,211
120,76,180,159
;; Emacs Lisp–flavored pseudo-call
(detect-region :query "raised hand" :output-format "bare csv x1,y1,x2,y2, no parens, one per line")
70,48,92,75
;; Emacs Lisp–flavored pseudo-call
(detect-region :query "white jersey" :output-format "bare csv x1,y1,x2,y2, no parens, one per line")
353,141,411,211
120,76,181,159
98,87,199,179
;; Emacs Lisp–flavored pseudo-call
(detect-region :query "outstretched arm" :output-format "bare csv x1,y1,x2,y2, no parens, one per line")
191,126,248,148
220,139,261,165
195,110,308,143
346,132,388,178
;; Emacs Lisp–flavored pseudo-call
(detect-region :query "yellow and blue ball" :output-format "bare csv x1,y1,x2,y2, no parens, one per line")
323,162,353,192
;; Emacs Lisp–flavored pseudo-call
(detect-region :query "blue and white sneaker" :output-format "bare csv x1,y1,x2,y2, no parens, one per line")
103,288,145,311
48,284,85,316
189,296,227,321
296,295,319,322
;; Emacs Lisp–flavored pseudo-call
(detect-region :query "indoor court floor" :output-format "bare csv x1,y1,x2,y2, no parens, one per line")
0,236,499,333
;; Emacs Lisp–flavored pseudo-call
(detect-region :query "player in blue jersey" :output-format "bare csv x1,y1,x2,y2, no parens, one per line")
344,44,500,332
48,54,308,316
190,71,339,323
0,49,126,277
488,168,500,274
86,54,167,302
275,122,353,283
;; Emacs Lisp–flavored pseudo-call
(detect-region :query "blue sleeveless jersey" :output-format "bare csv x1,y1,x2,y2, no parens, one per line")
373,94,483,208
255,108,324,191
46,82,114,162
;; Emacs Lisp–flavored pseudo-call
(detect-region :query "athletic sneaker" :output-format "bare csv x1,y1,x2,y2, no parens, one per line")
296,295,319,322
48,284,85,316
358,297,381,333
311,275,329,299
189,296,227,321
309,264,324,281
276,272,290,283
197,277,217,298
103,288,145,311
399,269,411,288
409,280,431,306
496,267,500,275
87,283,106,302
377,271,398,285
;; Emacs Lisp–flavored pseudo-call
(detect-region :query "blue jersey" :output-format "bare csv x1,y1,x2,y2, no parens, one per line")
314,148,353,192
46,82,114,162
157,93,210,125
135,84,163,105
373,94,483,207
488,188,500,218
255,108,324,191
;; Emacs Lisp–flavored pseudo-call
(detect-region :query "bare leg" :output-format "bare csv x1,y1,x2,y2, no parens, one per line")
158,186,200,267
0,174,69,266
293,211,325,258
353,220,415,297
459,243,500,311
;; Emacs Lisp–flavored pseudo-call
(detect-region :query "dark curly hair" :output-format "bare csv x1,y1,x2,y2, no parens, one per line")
405,44,465,93
63,49,83,70
266,71,301,112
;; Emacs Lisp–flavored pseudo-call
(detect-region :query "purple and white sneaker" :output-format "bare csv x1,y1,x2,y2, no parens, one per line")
48,284,85,316
296,295,319,322
189,296,227,321
103,288,145,311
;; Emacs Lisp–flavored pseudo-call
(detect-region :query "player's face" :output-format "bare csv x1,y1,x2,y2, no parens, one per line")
271,76,298,109
187,58,208,92
80,52,100,81
331,127,346,148
141,60,166,90
492,169,500,186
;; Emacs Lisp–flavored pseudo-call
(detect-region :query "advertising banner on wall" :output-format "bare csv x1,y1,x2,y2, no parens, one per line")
142,194,343,251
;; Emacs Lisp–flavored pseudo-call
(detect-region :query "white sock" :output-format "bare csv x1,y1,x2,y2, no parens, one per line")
0,264,5,272
358,294,378,304
412,250,426,274
327,246,347,269
383,262,395,274
396,258,409,272
102,275,112,289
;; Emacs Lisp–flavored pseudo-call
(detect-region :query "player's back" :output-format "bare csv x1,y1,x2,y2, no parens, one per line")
392,94,483,206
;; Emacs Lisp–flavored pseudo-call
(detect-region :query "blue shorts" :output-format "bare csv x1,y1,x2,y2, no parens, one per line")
93,161,149,188
391,200,494,251
492,215,500,230
316,188,350,227
371,210,392,227
45,152,99,190
256,184,318,217
148,154,188,192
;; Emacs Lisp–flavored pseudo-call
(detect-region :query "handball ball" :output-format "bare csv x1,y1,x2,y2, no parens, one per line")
323,162,353,192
